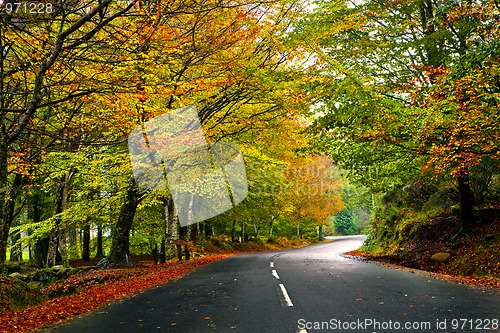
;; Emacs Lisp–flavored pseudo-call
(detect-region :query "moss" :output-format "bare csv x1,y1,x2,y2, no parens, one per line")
0,276,47,314
220,242,233,252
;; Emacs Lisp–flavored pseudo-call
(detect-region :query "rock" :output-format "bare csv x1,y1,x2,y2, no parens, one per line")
52,265,64,271
33,269,51,282
58,268,71,278
431,252,450,262
29,281,42,288
9,272,23,279
8,272,30,282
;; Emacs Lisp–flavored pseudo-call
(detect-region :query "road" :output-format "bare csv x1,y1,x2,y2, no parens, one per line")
43,236,500,332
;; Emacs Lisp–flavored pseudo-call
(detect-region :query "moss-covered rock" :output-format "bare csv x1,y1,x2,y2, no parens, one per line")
431,252,450,262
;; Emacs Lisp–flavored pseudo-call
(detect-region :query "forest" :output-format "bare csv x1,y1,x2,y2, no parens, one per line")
0,0,499,329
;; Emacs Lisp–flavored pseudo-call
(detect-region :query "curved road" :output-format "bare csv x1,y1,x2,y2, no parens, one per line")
43,236,500,332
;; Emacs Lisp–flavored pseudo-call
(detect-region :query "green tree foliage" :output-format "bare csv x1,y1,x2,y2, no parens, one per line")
298,0,500,234
333,207,355,236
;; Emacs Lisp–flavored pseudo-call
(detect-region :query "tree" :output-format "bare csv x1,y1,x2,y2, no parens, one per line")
93,0,313,265
0,0,140,271
333,207,355,236
298,0,500,234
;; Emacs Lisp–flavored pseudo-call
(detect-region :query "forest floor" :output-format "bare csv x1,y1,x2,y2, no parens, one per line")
345,204,500,291
0,237,316,332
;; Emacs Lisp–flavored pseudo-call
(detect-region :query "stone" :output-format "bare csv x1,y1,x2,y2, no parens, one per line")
431,252,450,262
8,272,23,279
33,269,50,282
52,265,64,271
58,268,71,278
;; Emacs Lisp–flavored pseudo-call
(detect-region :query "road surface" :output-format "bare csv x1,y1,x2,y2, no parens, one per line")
43,236,500,332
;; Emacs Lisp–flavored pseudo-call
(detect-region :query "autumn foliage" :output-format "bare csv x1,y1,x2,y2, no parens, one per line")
0,255,231,332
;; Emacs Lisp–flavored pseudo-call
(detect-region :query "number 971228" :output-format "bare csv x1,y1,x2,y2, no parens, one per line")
2,2,53,15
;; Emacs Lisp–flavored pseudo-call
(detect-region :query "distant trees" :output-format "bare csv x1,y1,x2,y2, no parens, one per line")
333,208,355,236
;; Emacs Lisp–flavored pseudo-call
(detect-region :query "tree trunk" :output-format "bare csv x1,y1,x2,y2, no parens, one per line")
318,225,323,241
269,216,275,236
191,223,199,241
82,223,91,261
69,227,78,251
184,244,190,260
31,189,48,268
0,171,22,272
46,225,60,267
27,229,33,261
204,221,212,238
0,139,9,273
47,171,73,268
240,222,244,243
231,220,237,242
98,177,141,267
165,192,178,258
9,220,22,262
58,172,71,268
160,240,166,263
152,242,158,265
95,224,104,258
458,171,474,233
103,178,139,266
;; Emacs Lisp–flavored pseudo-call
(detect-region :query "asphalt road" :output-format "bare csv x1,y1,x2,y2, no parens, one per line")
42,236,500,333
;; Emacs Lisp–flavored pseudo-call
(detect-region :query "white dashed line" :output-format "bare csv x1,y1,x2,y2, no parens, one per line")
270,261,274,268
279,283,294,306
272,269,280,279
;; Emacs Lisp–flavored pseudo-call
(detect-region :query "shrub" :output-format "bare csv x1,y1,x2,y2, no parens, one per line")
211,237,221,246
267,235,276,244
255,236,266,246
220,242,233,252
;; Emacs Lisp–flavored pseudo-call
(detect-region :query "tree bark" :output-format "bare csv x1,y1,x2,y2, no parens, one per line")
9,220,22,262
0,173,23,272
458,171,474,233
240,222,244,243
82,223,91,261
160,240,166,263
95,223,104,258
269,216,275,236
204,221,212,238
47,170,73,268
164,192,178,258
98,177,141,267
231,220,237,242
152,242,158,265
190,223,199,241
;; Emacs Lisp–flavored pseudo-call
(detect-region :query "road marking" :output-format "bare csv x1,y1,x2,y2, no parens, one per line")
270,261,274,268
279,284,293,306
272,269,280,279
